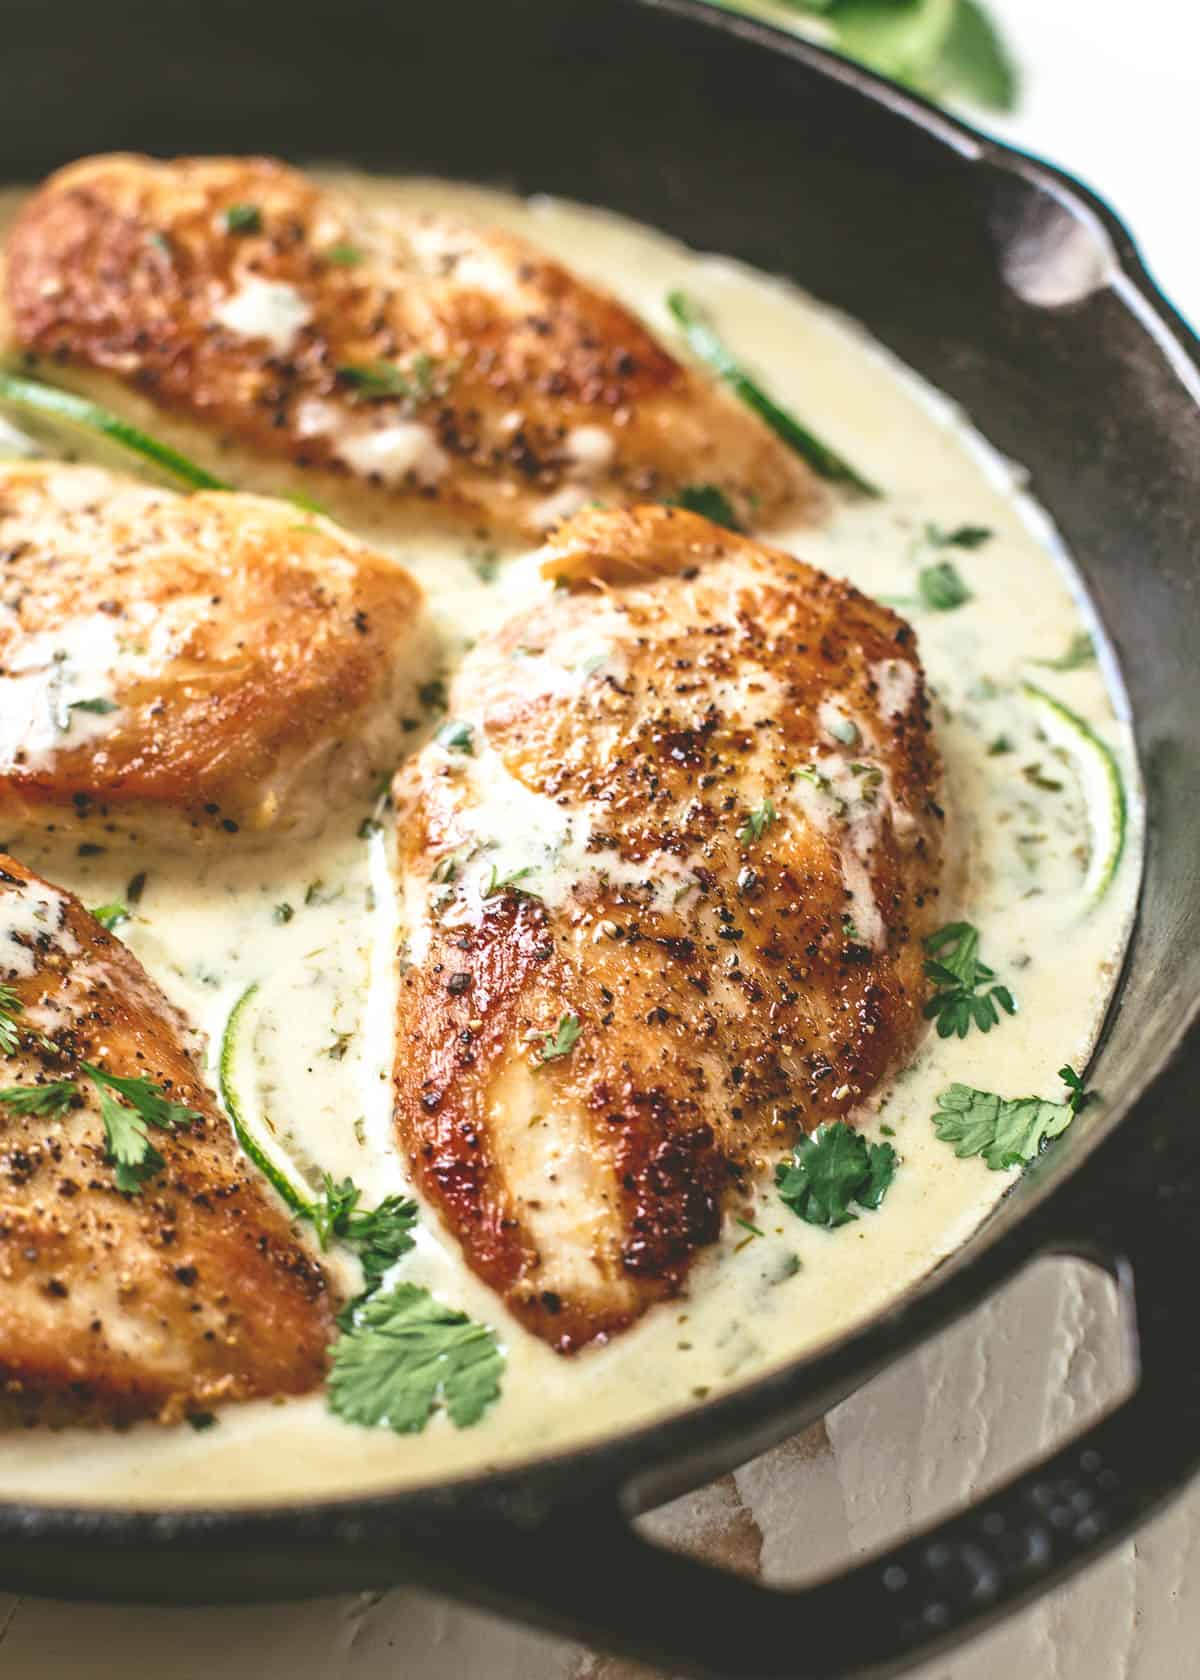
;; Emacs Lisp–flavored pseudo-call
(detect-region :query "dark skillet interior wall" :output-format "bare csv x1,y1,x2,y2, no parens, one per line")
2,0,1199,1211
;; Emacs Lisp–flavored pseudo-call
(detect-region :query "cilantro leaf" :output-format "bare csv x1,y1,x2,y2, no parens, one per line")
922,921,1015,1038
89,902,129,931
775,1122,898,1228
539,1013,581,1064
932,1066,1094,1171
325,242,363,266
327,1283,504,1432
0,1080,78,1115
918,558,971,611
1035,631,1096,673
737,797,777,845
667,484,743,531
68,696,118,717
667,292,881,496
95,1087,166,1195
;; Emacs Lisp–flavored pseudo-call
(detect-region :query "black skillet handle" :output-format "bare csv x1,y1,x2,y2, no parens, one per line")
439,1094,1200,1680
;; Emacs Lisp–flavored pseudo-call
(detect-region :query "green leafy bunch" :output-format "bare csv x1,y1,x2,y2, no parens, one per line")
722,0,1017,112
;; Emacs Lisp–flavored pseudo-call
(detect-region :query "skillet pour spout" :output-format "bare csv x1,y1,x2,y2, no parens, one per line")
2,0,1200,1674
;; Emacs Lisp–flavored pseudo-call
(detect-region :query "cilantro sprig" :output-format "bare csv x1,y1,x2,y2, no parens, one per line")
923,921,1015,1038
933,1065,1094,1171
81,1063,202,1194
327,1283,504,1433
0,984,198,1191
775,1122,897,1228
313,1174,419,1327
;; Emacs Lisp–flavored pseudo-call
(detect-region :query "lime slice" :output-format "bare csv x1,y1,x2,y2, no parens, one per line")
0,371,229,492
218,982,315,1221
1021,679,1127,905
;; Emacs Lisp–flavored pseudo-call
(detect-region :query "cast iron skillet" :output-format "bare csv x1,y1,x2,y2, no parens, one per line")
2,0,1199,1673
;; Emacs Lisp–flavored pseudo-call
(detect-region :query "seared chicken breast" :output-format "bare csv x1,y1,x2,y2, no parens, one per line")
0,462,431,843
392,506,944,1351
3,154,820,536
0,852,333,1424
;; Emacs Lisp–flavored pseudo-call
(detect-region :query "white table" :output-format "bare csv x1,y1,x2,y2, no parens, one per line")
3,3,1194,1673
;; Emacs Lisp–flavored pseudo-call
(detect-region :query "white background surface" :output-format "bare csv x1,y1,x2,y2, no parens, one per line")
2,2,1196,1673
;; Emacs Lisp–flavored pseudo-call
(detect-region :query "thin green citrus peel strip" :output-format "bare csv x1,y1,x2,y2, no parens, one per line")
1022,679,1127,905
218,982,316,1221
0,370,229,491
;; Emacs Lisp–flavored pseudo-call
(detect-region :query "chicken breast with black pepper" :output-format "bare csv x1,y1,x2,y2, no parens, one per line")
2,154,820,536
392,505,944,1351
0,852,334,1425
0,461,431,844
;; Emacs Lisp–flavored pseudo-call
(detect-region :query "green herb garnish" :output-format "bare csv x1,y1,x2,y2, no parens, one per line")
932,1065,1093,1171
482,862,540,899
89,902,129,931
539,1013,581,1064
666,292,881,496
1035,631,1096,673
68,696,118,717
0,984,23,1055
327,1283,504,1433
436,719,475,755
0,1080,78,1115
337,355,437,404
314,1173,419,1325
273,902,294,924
926,523,992,550
667,484,743,530
223,203,262,234
922,921,1015,1038
325,242,364,266
918,559,971,611
775,1122,897,1228
761,0,1017,113
737,797,777,845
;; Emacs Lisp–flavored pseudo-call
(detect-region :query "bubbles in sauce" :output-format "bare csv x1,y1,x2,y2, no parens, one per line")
0,175,1140,1506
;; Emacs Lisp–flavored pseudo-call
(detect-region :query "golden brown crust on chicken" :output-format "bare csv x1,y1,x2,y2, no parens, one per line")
393,506,944,1351
0,461,430,842
3,154,820,536
0,853,334,1425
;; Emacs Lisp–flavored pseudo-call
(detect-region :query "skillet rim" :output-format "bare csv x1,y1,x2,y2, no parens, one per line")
0,0,1196,1550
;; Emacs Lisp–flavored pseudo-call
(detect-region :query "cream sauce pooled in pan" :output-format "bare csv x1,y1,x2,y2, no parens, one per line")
0,175,1140,1505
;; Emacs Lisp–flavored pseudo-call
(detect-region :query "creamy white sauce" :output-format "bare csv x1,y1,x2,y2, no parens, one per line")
0,177,1141,1507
